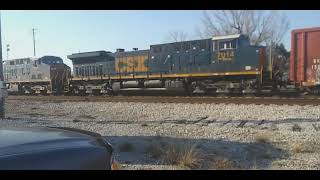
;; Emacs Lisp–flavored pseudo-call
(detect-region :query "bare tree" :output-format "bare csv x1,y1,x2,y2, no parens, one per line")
197,10,290,45
166,31,188,42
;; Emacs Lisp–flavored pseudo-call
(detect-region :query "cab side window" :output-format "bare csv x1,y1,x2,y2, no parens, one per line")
219,39,237,50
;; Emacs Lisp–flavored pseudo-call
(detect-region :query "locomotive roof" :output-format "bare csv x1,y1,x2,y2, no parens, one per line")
67,51,112,60
5,57,37,61
150,38,211,47
291,26,320,33
110,49,149,57
4,56,63,64
211,34,242,41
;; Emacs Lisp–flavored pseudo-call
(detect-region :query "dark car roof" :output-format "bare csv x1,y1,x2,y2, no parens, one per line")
0,127,113,170
0,127,106,156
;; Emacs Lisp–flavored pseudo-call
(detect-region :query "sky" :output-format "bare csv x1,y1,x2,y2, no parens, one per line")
1,10,320,68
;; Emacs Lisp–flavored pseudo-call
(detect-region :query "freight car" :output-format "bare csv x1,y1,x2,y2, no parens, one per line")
289,27,320,94
4,56,71,95
68,34,271,95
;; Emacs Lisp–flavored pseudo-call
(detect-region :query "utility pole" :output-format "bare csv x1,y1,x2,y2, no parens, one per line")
0,12,5,118
6,44,9,61
269,42,273,80
32,28,36,57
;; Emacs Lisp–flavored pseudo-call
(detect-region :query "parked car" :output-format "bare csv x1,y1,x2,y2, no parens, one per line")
0,126,115,170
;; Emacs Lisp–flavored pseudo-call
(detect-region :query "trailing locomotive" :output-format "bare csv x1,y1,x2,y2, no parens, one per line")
68,34,270,95
4,56,71,95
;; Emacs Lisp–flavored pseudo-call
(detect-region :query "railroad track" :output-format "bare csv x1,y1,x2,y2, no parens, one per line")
6,95,320,106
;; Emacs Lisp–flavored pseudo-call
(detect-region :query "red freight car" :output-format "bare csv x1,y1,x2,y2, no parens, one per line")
290,27,320,88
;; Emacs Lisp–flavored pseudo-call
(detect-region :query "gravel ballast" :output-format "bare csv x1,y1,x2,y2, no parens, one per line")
2,99,320,170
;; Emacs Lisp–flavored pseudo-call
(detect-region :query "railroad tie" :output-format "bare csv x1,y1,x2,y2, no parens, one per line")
312,124,320,131
237,120,248,128
222,120,232,126
258,120,265,125
193,116,209,124
200,119,216,126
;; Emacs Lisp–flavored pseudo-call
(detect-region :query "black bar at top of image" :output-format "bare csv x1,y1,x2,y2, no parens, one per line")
0,0,319,10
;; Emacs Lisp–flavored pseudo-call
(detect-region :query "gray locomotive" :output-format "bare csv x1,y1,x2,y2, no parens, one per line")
4,56,71,95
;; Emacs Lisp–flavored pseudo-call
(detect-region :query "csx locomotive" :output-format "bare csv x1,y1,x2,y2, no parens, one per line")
6,27,320,96
4,56,71,94
4,34,271,95
67,34,270,95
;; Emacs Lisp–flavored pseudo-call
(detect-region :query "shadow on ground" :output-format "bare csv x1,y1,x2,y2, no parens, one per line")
103,135,290,170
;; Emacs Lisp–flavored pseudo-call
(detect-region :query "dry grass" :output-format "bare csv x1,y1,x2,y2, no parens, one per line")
209,158,240,170
292,124,302,132
111,160,122,170
145,141,203,169
118,142,135,152
291,142,316,154
254,133,270,144
162,143,202,169
292,143,304,153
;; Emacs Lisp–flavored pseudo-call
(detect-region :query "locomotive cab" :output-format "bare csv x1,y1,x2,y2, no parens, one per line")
207,34,268,94
212,34,259,72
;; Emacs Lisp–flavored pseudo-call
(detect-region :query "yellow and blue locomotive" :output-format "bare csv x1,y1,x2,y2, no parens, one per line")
68,34,269,95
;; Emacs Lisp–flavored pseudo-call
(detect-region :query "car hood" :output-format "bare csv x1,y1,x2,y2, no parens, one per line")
0,126,107,156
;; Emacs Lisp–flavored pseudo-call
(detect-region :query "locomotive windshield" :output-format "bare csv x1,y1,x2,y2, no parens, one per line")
39,56,64,65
